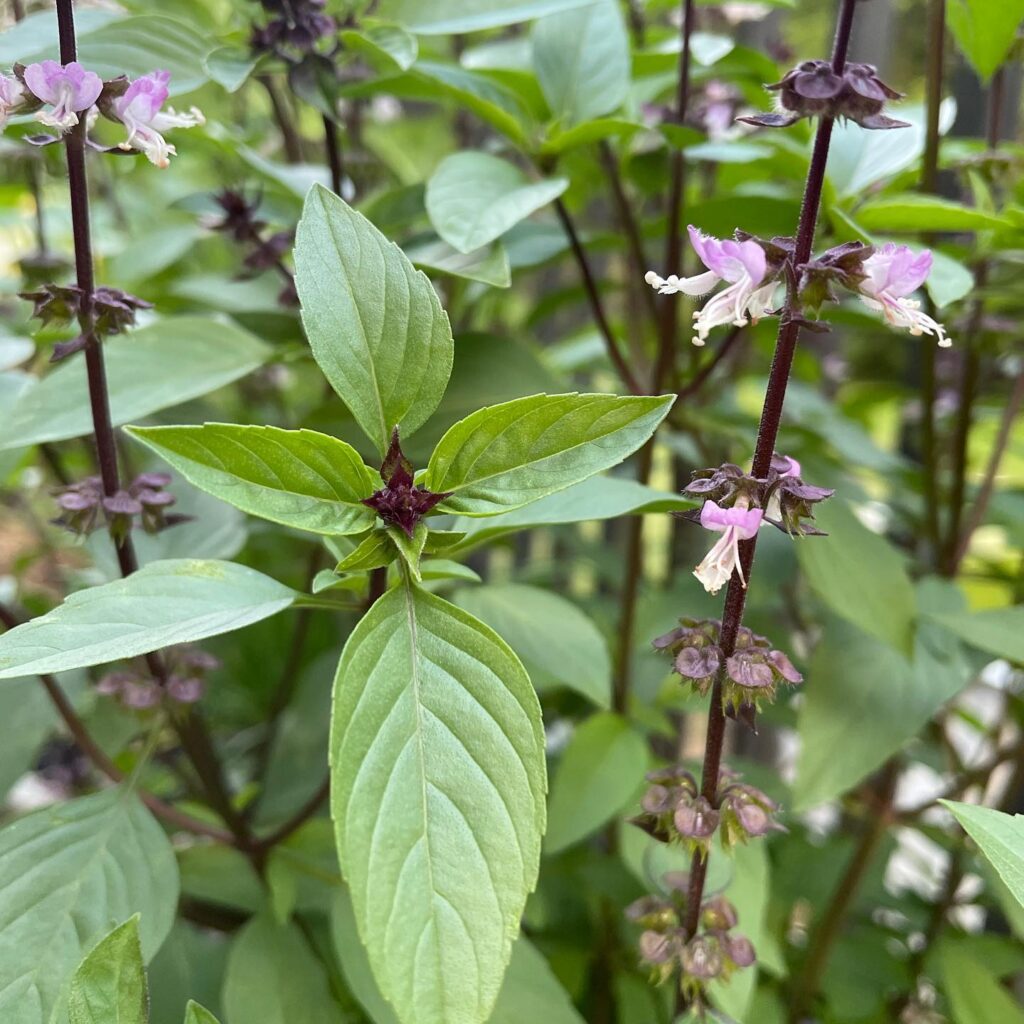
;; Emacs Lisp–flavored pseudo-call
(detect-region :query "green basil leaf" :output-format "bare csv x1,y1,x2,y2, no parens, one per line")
406,238,511,288
69,917,147,1024
426,152,568,254
941,801,1024,912
947,0,1024,82
924,606,1024,664
374,0,593,33
331,582,546,1024
0,560,295,679
336,531,396,574
332,890,584,1024
544,713,647,854
0,788,178,1024
184,1002,222,1024
794,592,972,810
340,23,418,72
452,475,688,548
452,584,611,708
295,184,454,455
127,424,377,536
855,194,1007,233
532,0,630,125
940,943,1024,1024
1,318,270,451
223,915,340,1024
796,499,916,656
424,393,673,516
387,523,428,581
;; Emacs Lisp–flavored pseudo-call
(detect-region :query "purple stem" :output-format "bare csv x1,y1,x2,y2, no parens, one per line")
679,0,859,946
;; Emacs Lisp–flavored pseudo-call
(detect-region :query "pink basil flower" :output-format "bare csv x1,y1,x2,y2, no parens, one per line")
23,60,102,131
111,70,204,169
645,226,777,346
694,499,763,595
858,243,951,347
0,72,26,130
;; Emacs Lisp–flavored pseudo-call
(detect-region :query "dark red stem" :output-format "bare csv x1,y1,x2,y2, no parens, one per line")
680,0,859,944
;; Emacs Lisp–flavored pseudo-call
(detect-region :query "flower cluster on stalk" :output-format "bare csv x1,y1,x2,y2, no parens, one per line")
646,227,952,349
633,765,785,854
97,645,220,710
678,456,833,596
20,283,151,361
626,876,756,1007
653,618,803,724
209,190,299,307
53,472,186,543
741,59,908,130
1,63,203,167
645,60,954,350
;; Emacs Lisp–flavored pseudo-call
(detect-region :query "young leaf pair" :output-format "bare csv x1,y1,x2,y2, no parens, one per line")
129,186,674,1024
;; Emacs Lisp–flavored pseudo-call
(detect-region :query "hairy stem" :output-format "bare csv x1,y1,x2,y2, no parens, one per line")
677,324,745,401
952,370,1024,570
919,0,946,560
611,0,698,718
598,140,658,325
57,0,138,581
0,602,235,843
55,0,258,862
323,114,344,196
652,0,696,394
679,0,859,951
553,198,642,395
789,761,900,1022
944,67,1006,573
259,74,304,163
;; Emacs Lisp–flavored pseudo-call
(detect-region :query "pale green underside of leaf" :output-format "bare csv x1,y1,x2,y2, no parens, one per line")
942,801,1024,912
294,184,454,455
925,606,1024,664
796,499,916,656
373,0,594,34
0,560,296,679
2,14,210,95
426,152,568,254
127,424,377,535
0,788,178,1024
0,318,270,451
425,393,674,515
330,583,546,1024
940,943,1024,1024
222,915,339,1024
531,0,630,125
452,584,611,708
332,889,584,1024
68,917,147,1024
947,0,1024,81
544,713,648,854
795,609,971,810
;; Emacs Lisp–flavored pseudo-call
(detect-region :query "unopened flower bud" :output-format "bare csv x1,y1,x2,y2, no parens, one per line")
673,795,720,850
682,934,724,980
701,895,738,932
723,933,756,969
740,59,909,131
